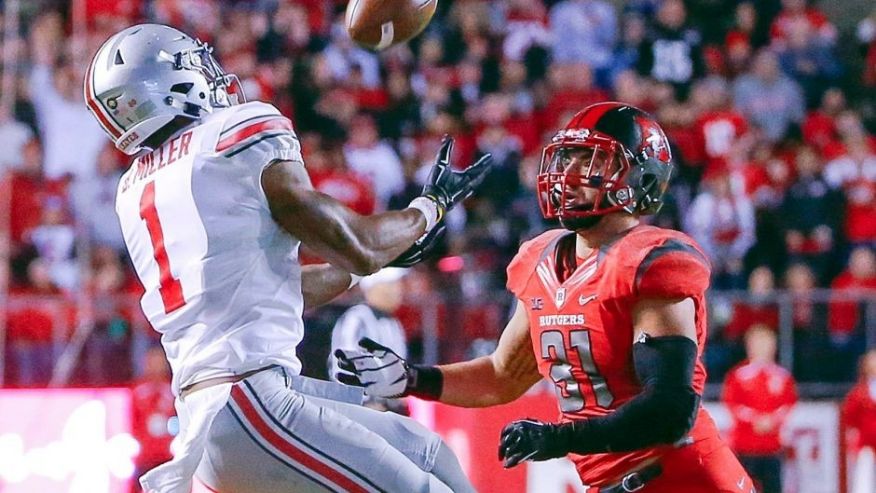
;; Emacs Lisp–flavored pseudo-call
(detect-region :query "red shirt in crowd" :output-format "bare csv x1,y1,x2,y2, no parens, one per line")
843,380,876,449
828,270,876,336
5,285,70,343
696,110,749,166
802,110,840,154
722,361,798,455
842,178,876,244
770,8,834,46
131,377,176,469
2,171,67,245
723,302,780,341
308,168,376,215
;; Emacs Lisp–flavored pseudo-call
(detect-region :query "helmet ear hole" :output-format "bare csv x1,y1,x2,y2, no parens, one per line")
170,82,194,94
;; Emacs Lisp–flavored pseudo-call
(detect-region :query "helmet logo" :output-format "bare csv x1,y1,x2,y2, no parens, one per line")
553,128,591,142
634,115,670,162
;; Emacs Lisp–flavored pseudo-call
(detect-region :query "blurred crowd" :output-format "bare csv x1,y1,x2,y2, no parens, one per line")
0,0,875,392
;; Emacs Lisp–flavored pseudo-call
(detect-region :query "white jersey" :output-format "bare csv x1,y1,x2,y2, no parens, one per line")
116,101,305,394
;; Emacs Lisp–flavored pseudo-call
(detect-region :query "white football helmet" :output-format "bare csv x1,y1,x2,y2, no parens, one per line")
84,24,244,155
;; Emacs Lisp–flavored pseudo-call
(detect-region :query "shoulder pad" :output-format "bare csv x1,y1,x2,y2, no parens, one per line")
506,229,568,298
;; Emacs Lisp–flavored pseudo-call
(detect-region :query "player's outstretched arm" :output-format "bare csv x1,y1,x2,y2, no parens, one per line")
438,300,542,407
499,297,700,467
262,137,491,275
335,300,541,407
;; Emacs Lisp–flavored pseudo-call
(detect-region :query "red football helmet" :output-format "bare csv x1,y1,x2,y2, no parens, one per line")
537,102,674,230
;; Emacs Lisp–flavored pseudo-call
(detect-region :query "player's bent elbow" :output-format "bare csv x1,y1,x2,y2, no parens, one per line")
346,253,382,276
651,388,699,444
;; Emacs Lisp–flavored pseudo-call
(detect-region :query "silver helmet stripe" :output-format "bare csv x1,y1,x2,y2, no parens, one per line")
84,55,124,139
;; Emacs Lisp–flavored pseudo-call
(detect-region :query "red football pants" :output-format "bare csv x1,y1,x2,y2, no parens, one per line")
586,434,754,493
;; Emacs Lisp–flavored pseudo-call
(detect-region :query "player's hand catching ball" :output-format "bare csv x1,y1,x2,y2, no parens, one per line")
423,136,492,217
407,137,492,233
499,419,568,468
335,338,410,398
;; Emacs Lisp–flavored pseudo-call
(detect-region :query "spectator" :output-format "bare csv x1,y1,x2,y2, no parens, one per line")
724,2,758,77
826,247,876,380
329,268,410,414
548,0,618,85
784,262,826,380
693,78,748,168
823,138,876,246
542,63,610,132
4,139,66,248
29,14,106,179
308,140,376,215
6,259,65,386
342,114,405,209
131,346,176,492
733,49,805,142
321,23,381,89
608,13,647,84
70,144,126,252
780,145,843,280
859,10,876,88
724,266,780,342
82,246,134,385
29,197,78,291
685,165,756,289
501,0,551,63
843,350,876,470
637,0,704,99
722,325,798,493
770,0,837,49
802,88,846,154
0,108,34,173
777,21,842,108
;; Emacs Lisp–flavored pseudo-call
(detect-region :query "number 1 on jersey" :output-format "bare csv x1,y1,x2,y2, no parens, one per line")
140,182,186,313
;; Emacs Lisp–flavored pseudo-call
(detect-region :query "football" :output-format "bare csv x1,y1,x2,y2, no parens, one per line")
345,0,438,51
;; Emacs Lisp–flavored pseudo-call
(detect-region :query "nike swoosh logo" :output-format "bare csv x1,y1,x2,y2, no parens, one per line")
578,294,597,305
737,477,745,490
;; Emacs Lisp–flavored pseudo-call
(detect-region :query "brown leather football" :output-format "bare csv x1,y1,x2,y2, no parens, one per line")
345,0,438,51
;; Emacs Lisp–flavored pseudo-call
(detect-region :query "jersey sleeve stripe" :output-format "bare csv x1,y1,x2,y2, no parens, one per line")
634,239,710,289
223,132,297,158
219,114,275,138
216,117,294,152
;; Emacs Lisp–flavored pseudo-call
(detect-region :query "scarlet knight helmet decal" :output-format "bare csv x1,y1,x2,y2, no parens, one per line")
537,102,674,230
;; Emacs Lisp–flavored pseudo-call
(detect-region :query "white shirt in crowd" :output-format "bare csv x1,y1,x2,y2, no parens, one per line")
31,65,106,179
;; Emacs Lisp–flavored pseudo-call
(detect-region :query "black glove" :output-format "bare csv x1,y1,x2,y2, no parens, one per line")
387,223,446,267
498,418,569,468
421,136,492,219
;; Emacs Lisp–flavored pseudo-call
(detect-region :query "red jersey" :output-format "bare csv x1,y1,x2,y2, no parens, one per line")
506,225,721,486
843,381,876,449
721,361,798,455
131,378,176,467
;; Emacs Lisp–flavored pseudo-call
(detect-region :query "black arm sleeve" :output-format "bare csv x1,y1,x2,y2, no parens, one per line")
555,335,700,454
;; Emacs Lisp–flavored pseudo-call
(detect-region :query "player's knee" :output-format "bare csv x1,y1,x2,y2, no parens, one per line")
385,413,444,470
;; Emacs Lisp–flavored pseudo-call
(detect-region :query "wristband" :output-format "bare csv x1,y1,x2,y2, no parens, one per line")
407,197,441,233
406,365,443,400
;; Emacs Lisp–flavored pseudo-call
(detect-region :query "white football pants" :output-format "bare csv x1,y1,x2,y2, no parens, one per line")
190,367,474,493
